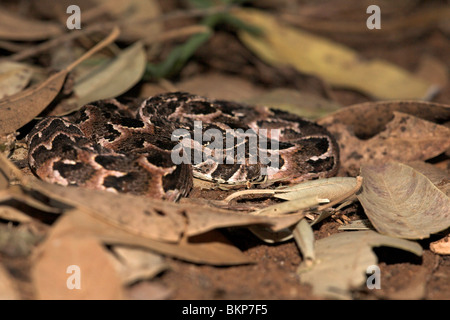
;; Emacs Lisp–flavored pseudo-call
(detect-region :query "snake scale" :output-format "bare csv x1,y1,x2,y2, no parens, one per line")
27,92,339,201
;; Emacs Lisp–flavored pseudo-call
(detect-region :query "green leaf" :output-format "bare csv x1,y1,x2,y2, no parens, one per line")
144,4,258,79
145,30,212,79
234,9,435,100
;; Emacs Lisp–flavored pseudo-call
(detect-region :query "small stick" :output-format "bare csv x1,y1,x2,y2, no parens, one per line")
2,5,234,63
144,25,210,45
65,26,120,72
3,24,117,63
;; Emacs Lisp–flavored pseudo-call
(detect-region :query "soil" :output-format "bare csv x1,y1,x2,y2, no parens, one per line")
132,206,450,300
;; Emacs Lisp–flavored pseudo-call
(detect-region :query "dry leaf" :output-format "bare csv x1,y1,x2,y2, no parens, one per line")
24,176,301,243
243,88,342,120
71,41,147,108
0,205,32,223
93,0,162,44
174,72,264,101
0,224,43,257
0,27,120,135
126,282,172,300
281,3,450,44
293,219,315,261
104,228,254,266
318,100,450,141
109,246,168,284
0,9,62,41
406,161,450,197
0,154,59,222
0,264,20,300
33,233,124,299
415,55,448,90
0,70,68,135
1,158,264,264
0,167,8,189
46,210,253,265
0,61,33,99
430,234,450,255
273,177,359,202
0,149,24,181
0,184,62,215
225,177,360,226
358,162,450,239
319,101,450,175
0,151,301,250
233,9,435,100
298,230,423,299
360,112,450,161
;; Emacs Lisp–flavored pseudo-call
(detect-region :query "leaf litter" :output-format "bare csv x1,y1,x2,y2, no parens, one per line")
0,61,33,99
297,230,423,299
0,0,449,300
69,41,147,109
318,100,450,176
233,8,437,100
0,8,62,41
0,27,120,135
32,233,125,300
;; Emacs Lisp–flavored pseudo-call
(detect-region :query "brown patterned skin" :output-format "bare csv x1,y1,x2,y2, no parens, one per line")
27,92,339,201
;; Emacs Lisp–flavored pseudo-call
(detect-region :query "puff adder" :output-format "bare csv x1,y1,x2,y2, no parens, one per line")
27,92,339,201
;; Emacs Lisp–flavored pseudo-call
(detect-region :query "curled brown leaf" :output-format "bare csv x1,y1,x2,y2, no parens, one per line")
358,162,450,239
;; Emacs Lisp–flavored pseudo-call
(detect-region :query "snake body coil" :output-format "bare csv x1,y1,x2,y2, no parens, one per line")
27,92,339,201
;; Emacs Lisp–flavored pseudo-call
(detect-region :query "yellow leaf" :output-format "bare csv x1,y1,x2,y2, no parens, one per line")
73,41,146,107
32,235,124,300
233,9,435,100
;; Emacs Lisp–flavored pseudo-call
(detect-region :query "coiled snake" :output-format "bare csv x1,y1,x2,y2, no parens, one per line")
27,92,339,201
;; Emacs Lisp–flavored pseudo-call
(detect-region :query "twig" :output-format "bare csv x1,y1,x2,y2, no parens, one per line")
2,23,117,63
144,25,210,45
65,26,120,72
0,40,30,53
2,4,234,63
118,4,234,27
82,2,233,26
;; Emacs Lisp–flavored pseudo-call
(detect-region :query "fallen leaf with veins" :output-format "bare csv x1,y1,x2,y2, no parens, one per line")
298,230,423,299
0,61,33,99
234,9,435,100
358,162,450,239
320,109,450,175
44,209,253,265
0,27,120,135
